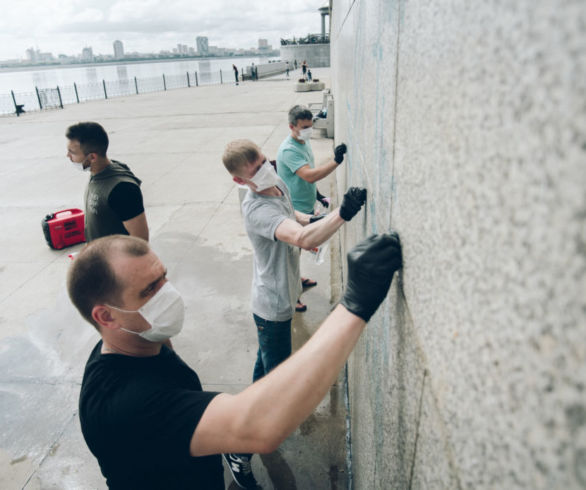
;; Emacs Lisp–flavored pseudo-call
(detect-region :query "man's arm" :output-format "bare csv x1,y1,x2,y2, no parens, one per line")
277,187,367,250
109,182,149,241
192,305,364,455
123,212,149,241
295,143,347,184
189,233,402,456
276,210,345,250
295,160,338,184
294,210,320,226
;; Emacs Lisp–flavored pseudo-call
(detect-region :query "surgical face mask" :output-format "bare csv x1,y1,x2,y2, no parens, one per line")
298,127,313,141
72,161,90,172
250,160,280,192
109,282,185,342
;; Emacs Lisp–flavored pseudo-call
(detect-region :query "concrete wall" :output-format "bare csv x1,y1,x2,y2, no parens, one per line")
243,60,288,79
280,44,331,68
330,1,586,488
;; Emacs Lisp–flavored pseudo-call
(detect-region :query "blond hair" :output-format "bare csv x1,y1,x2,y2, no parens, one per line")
222,139,260,174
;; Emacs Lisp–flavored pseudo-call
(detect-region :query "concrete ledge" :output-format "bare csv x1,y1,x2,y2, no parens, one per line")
295,81,326,92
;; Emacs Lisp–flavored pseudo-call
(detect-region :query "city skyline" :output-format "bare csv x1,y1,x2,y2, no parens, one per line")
0,0,327,61
17,36,278,67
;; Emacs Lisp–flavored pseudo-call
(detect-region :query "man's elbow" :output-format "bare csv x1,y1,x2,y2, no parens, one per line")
297,172,318,184
252,425,290,454
292,230,314,250
254,436,282,455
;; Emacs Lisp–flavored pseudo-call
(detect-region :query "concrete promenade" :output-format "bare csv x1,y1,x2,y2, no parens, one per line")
0,68,348,489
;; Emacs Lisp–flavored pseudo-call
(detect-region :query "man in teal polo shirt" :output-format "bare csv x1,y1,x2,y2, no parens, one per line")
277,105,347,311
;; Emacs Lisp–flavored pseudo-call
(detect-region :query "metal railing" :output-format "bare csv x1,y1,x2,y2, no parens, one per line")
0,69,231,117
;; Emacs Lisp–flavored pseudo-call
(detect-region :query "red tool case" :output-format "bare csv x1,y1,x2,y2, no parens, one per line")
42,208,86,250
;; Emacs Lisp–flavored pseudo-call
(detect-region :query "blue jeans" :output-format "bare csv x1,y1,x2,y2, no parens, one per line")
252,314,292,382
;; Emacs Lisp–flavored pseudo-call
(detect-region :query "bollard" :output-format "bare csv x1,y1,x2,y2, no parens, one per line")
35,87,43,110
56,86,63,109
134,76,139,94
74,82,80,103
220,69,223,84
195,72,198,86
11,90,21,116
163,74,166,91
187,71,190,88
103,80,108,99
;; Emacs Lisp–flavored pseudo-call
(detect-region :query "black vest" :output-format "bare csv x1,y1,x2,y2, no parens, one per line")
84,160,141,242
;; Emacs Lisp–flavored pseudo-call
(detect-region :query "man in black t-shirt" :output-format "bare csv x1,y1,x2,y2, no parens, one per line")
66,122,149,242
67,233,402,489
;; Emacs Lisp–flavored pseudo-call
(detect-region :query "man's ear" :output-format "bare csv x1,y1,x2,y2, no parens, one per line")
92,305,118,331
232,176,246,185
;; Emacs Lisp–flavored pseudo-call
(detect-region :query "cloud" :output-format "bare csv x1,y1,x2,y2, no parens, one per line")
0,0,327,58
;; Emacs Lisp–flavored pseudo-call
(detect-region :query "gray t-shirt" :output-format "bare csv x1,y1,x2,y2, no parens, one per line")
242,181,302,321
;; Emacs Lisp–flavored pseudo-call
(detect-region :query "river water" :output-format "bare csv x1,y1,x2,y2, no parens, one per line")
0,56,278,95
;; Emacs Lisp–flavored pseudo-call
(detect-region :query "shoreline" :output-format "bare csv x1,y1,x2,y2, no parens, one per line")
0,54,281,74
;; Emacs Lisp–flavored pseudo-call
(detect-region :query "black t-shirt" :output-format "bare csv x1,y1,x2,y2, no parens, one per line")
79,342,223,489
108,181,145,222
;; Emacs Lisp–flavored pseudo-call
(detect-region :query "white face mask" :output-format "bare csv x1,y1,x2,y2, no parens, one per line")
109,282,185,342
298,127,313,141
72,161,90,172
250,160,280,192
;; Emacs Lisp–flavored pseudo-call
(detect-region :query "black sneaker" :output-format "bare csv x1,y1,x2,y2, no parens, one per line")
222,453,260,489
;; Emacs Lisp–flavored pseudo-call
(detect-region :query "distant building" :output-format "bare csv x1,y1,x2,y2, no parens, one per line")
37,52,55,63
113,40,124,59
25,47,54,64
81,47,94,62
176,43,189,55
258,38,272,54
196,36,209,56
25,48,38,63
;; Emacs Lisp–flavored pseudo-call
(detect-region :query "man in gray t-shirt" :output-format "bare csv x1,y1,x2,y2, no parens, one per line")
242,181,301,323
221,139,366,488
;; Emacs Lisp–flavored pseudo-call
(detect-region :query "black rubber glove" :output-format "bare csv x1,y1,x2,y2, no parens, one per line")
340,232,402,322
309,214,326,223
316,189,329,208
339,187,367,221
334,143,347,164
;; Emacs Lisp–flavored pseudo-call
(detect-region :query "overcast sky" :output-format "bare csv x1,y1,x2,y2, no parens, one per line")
0,0,328,60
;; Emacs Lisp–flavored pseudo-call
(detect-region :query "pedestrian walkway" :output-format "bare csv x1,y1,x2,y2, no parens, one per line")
0,68,348,489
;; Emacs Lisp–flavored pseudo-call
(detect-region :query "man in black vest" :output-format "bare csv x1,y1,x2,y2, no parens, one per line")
66,122,149,242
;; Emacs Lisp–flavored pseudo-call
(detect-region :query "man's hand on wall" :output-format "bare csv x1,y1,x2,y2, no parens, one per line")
339,187,367,221
334,143,347,164
340,232,402,322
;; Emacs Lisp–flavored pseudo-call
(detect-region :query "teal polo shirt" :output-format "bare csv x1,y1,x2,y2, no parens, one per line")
276,135,316,214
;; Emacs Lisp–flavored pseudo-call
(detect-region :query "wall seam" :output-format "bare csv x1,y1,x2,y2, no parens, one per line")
408,368,428,489
334,0,358,41
389,0,402,231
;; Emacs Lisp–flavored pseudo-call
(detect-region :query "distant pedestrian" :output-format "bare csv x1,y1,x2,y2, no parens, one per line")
294,59,298,69
307,69,312,82
232,64,239,85
302,60,307,79
286,62,290,79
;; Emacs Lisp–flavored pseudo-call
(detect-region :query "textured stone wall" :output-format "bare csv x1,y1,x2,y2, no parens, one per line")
330,1,586,488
